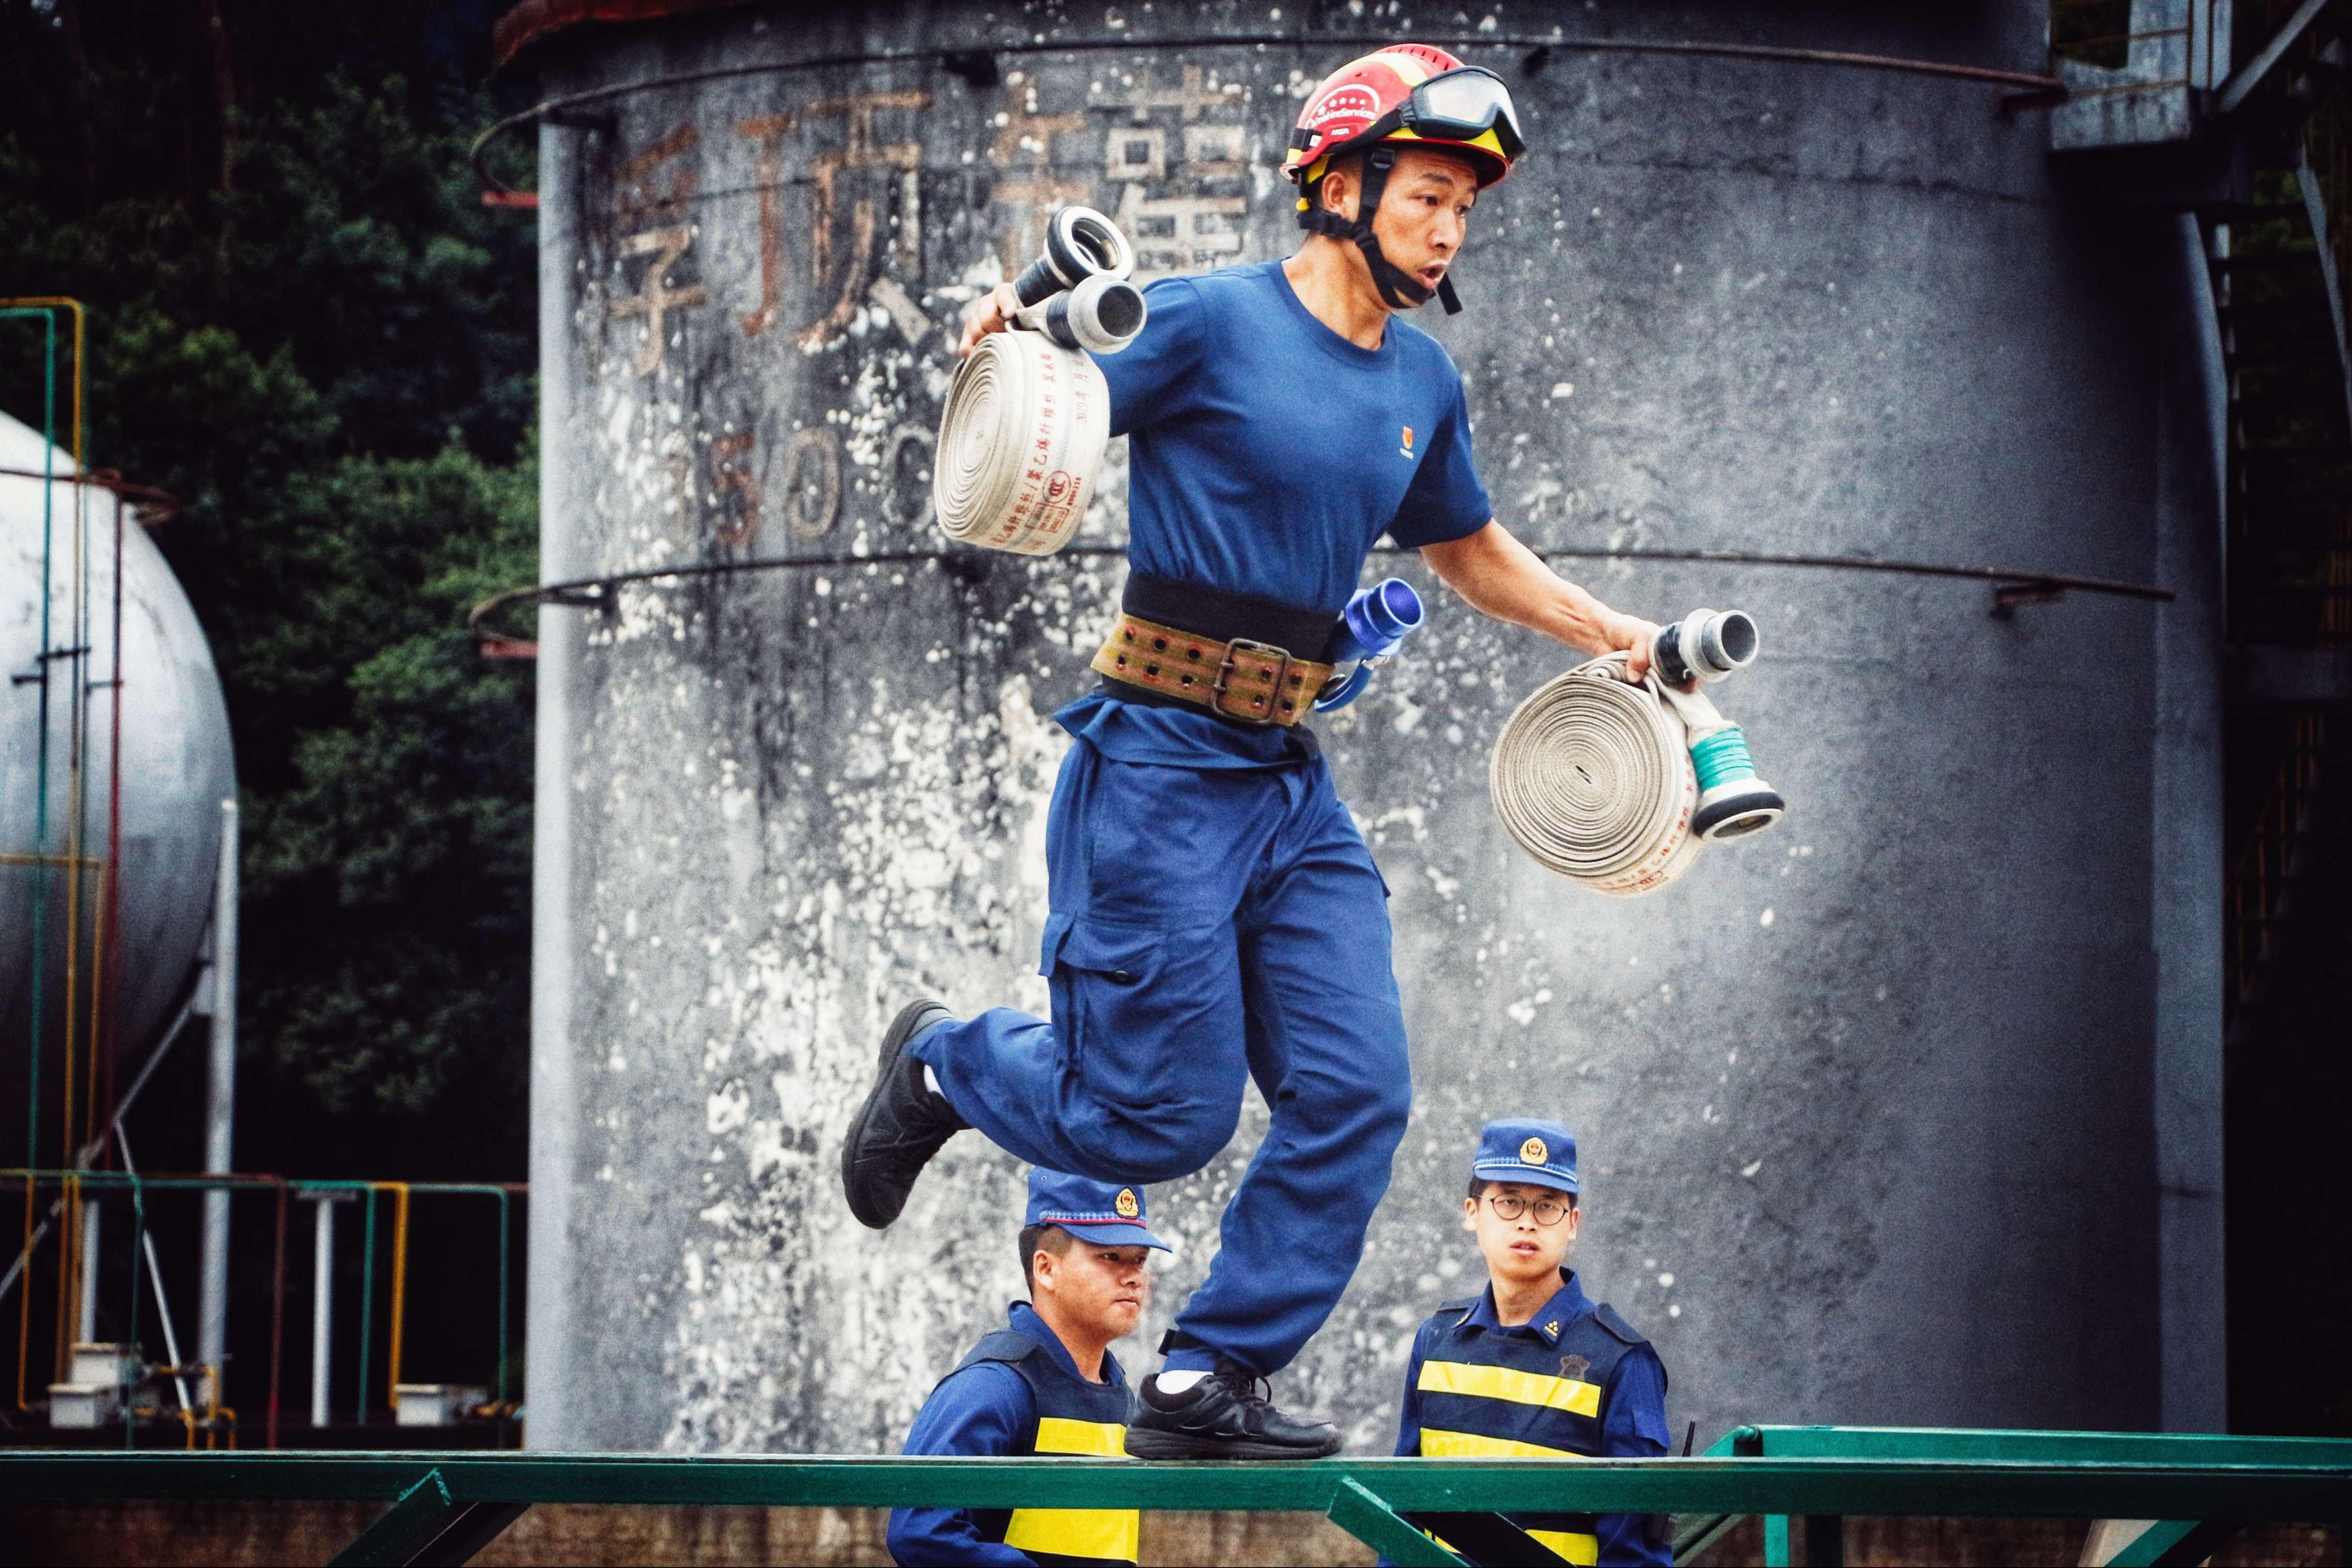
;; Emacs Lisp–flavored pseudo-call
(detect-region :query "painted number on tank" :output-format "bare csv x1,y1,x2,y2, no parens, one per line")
712,432,760,548
782,428,842,539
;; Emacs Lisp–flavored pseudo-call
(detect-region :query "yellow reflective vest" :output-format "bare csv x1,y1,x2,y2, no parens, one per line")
955,1326,1137,1567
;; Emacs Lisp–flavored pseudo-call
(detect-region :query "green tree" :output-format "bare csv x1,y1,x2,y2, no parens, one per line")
0,0,539,1185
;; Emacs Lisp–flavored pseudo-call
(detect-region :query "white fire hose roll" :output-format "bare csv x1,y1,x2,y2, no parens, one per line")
933,330,1111,557
1489,653,1705,897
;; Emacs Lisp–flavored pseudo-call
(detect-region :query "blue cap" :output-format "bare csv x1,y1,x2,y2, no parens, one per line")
1471,1117,1579,1194
1025,1168,1171,1252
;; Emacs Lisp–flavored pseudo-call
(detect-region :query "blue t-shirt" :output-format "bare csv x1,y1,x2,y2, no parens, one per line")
1069,259,1493,768
1095,258,1493,615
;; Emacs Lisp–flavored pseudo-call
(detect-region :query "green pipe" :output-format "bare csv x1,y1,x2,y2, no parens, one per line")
3,1173,524,1422
0,1172,513,1196
3,306,62,1175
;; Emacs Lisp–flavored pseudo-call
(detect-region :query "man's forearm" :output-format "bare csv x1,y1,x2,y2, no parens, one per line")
1420,520,1653,670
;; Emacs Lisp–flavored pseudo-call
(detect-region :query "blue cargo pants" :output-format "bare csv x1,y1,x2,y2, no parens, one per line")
913,733,1412,1376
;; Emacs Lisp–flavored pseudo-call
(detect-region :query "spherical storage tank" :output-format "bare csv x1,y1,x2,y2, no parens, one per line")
511,0,2220,1452
1,407,235,1143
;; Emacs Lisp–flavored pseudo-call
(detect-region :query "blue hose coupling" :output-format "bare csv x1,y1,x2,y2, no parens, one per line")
1314,578,1425,712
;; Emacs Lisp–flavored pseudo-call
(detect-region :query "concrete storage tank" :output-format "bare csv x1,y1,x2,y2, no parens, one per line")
2,408,235,1147
504,1,2226,1452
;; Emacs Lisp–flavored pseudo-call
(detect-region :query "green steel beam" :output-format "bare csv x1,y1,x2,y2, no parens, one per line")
1400,1510,1570,1565
0,1453,2343,1523
330,1470,459,1567
1326,1477,1466,1567
326,1469,530,1568
413,1502,532,1568
2103,1518,2243,1567
1670,1512,1741,1561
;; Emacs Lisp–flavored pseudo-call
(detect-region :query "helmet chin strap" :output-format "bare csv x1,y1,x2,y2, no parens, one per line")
1300,145,1465,316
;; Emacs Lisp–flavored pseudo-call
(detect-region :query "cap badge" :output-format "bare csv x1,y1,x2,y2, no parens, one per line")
1114,1188,1140,1218
1520,1136,1549,1165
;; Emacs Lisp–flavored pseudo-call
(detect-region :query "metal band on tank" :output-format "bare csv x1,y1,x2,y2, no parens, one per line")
472,36,2064,197
467,545,2171,655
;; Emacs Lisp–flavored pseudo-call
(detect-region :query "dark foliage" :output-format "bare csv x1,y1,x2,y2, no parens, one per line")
0,0,539,1187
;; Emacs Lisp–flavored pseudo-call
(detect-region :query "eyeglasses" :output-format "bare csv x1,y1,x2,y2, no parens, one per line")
1484,1192,1572,1226
1401,68,1527,163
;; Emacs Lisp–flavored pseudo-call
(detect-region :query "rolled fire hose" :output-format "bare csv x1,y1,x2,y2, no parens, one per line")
1489,648,1785,897
933,206,1141,557
932,329,1113,556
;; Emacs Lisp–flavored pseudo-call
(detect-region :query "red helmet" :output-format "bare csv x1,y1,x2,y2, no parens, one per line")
1284,45,1524,192
1284,47,1526,314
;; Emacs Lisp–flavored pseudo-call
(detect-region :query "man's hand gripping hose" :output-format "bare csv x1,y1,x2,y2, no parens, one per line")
934,208,1147,556
1489,609,1786,895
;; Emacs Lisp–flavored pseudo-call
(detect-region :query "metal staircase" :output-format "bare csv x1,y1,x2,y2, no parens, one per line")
2050,0,2352,1437
2203,0,2352,1441
2215,86,2351,1030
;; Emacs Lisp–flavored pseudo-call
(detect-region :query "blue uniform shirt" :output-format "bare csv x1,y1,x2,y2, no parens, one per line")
1394,1272,1672,1568
1068,259,1495,771
888,1301,1130,1566
1096,258,1493,613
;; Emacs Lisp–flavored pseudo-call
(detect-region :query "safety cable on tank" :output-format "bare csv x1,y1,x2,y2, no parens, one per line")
471,35,2066,197
467,544,2170,654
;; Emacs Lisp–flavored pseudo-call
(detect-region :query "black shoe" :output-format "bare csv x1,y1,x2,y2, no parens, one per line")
1124,1362,1343,1460
840,1000,967,1229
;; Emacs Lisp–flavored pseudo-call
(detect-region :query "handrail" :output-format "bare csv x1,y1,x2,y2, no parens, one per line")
1710,1426,2352,1566
4,1451,2346,1512
1716,1423,2352,1465
2,1440,2343,1567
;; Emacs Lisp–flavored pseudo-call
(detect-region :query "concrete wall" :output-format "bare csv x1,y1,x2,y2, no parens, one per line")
524,1,2217,1453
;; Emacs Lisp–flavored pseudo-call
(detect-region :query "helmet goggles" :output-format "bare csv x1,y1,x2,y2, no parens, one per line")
1396,67,1525,164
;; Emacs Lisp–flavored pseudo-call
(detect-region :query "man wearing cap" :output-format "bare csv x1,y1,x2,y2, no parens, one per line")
846,44,1671,1459
887,1170,1170,1567
1393,1119,1671,1566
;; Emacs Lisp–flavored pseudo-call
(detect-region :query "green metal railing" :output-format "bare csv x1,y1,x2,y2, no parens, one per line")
1690,1425,2352,1565
2,1428,2345,1567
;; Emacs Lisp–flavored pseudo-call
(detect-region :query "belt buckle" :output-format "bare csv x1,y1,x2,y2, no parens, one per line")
1211,638,1292,725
